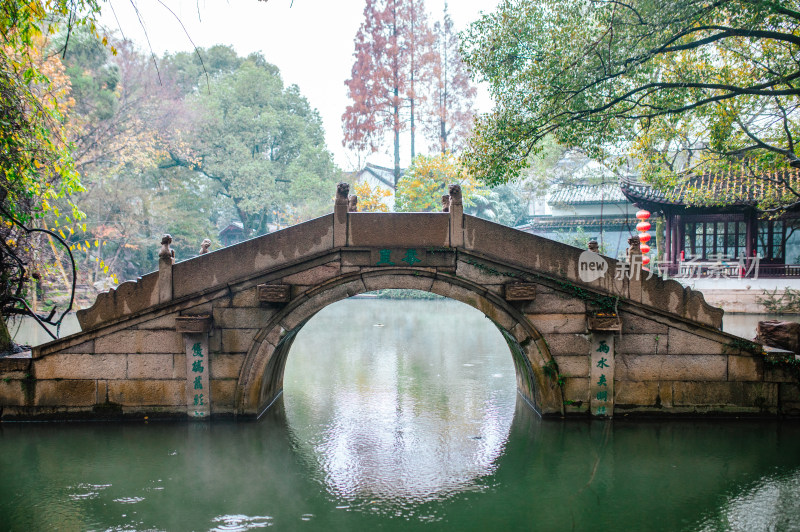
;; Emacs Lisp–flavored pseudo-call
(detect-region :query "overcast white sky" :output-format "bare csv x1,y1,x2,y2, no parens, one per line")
99,0,500,171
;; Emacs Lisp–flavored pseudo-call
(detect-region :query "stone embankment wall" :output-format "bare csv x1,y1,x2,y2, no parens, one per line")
697,288,798,314
1,188,797,420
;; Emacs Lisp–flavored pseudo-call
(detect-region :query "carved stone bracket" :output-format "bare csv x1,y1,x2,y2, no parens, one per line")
258,284,292,303
175,315,213,333
505,283,537,301
587,312,622,332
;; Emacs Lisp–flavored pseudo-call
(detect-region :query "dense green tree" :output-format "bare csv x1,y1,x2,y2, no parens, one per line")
467,184,529,227
165,53,341,237
461,0,800,208
161,44,244,96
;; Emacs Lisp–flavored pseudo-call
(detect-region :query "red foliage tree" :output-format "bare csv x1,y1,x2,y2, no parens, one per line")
405,0,435,162
343,0,434,186
423,3,476,154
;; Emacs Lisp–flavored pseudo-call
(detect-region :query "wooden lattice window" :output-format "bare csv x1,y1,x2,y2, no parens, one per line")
757,220,786,263
683,219,746,260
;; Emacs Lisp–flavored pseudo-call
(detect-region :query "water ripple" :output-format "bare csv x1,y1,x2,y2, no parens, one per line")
67,483,112,501
210,514,273,530
113,496,145,504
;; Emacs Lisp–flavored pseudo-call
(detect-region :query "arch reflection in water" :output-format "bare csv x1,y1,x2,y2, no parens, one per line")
283,296,517,508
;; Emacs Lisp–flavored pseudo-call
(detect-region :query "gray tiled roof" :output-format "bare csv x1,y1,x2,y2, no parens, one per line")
548,183,630,205
357,163,401,190
619,169,800,209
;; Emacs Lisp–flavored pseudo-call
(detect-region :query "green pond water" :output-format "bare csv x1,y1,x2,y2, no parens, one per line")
2,299,800,531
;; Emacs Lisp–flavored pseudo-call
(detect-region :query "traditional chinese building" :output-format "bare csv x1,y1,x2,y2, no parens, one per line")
219,222,246,247
620,171,800,278
350,162,399,210
517,182,645,259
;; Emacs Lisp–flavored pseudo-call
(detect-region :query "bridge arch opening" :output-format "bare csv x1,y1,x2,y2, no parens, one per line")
281,294,520,502
234,270,564,419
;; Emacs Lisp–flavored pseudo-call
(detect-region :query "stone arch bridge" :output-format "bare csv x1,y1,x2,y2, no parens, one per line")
1,185,798,420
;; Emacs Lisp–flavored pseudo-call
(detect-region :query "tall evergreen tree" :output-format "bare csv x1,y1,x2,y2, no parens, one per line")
166,53,340,237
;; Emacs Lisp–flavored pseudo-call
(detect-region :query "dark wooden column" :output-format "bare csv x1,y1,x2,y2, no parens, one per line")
746,209,757,259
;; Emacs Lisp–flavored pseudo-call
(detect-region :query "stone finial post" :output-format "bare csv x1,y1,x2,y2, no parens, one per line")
588,240,599,253
348,194,358,212
448,184,464,247
626,234,643,302
335,182,350,205
158,234,174,303
199,238,211,255
159,234,175,263
441,194,450,213
334,182,349,248
627,235,641,260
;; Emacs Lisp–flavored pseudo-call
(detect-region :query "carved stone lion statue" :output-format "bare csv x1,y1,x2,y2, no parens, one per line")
336,182,350,203
159,234,175,261
448,184,463,205
626,235,641,261
441,194,450,212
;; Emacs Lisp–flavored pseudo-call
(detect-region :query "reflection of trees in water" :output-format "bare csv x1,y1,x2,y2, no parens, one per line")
474,417,800,531
695,470,800,531
284,298,517,503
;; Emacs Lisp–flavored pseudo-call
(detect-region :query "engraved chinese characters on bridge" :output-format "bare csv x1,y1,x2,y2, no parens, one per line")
590,335,615,417
372,248,428,267
184,335,210,419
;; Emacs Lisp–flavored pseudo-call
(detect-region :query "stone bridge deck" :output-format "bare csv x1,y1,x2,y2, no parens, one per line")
1,188,798,420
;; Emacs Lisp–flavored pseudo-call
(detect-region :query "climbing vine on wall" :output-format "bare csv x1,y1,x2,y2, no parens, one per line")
757,287,800,314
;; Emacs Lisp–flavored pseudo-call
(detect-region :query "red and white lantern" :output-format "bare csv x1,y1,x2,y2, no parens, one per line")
636,209,652,266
